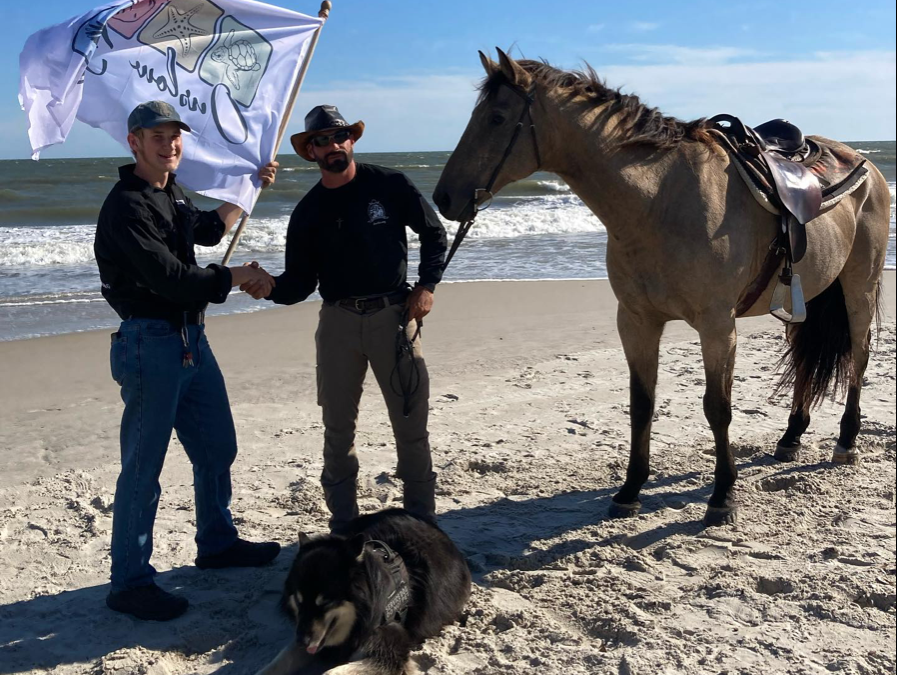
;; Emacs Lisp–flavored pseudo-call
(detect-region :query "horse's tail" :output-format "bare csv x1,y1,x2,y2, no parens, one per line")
773,278,854,410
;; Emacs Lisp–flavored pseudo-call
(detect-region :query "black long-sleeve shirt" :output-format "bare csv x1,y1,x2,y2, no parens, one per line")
268,163,447,305
94,164,233,320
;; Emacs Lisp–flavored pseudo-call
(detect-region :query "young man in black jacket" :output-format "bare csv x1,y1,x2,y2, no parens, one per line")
244,105,447,534
95,101,281,621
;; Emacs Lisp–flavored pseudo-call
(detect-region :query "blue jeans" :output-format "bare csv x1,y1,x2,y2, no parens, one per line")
109,319,238,590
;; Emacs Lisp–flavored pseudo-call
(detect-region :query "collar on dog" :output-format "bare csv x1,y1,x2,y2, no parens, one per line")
365,540,411,625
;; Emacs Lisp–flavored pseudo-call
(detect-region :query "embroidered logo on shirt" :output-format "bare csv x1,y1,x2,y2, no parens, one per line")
367,199,388,226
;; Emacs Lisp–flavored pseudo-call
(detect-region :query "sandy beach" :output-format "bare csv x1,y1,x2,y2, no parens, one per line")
1,275,894,675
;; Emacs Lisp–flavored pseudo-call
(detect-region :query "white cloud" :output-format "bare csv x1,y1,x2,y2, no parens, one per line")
602,43,764,65
629,21,660,33
295,74,482,153
600,50,896,141
587,24,605,34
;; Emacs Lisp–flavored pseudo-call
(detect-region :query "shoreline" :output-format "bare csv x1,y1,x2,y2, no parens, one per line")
2,268,896,344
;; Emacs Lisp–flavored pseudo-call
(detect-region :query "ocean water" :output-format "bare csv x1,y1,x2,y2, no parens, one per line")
1,143,894,342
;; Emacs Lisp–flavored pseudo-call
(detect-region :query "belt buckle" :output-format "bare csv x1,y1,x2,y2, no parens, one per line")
354,298,366,311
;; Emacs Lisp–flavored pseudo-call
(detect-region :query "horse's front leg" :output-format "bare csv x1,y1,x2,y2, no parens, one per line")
609,305,665,518
697,315,738,526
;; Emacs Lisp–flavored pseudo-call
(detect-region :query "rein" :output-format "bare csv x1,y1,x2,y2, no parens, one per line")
442,82,541,271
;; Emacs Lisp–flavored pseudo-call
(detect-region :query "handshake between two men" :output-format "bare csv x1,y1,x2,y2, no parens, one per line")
239,261,275,300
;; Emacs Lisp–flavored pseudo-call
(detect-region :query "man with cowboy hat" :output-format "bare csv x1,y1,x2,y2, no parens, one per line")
243,104,447,533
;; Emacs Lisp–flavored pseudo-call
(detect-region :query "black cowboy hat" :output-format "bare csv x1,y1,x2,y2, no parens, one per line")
290,105,364,161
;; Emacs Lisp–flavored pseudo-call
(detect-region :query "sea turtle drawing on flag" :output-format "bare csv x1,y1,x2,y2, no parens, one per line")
210,30,261,91
199,16,272,107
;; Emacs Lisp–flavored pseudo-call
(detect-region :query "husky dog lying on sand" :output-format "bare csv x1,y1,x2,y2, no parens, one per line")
257,509,471,675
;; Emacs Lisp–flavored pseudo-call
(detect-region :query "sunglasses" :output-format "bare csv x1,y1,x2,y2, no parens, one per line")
311,129,352,147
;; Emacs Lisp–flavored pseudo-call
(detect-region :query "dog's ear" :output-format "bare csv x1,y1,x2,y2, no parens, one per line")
298,532,311,549
281,590,300,621
347,533,367,562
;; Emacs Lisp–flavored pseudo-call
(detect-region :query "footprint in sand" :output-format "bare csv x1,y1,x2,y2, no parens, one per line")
755,576,795,595
757,475,801,493
662,496,689,510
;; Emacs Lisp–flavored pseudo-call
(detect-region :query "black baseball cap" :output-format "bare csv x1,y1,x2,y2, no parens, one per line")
127,101,191,134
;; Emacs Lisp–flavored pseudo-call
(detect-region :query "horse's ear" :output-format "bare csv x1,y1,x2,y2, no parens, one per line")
496,47,530,87
479,50,497,77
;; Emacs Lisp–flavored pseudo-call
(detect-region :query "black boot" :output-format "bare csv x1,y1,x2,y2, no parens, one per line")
403,476,437,524
195,538,281,569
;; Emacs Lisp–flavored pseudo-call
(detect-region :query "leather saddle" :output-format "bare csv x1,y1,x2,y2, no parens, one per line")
706,115,869,323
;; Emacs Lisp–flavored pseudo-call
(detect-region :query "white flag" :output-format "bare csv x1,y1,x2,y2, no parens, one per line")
19,0,322,213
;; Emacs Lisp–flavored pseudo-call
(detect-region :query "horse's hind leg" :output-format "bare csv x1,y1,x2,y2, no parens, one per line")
609,306,664,518
697,314,738,527
775,335,811,463
832,275,878,465
831,170,889,464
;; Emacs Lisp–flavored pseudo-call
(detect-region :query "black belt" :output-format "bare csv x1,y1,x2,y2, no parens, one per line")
126,310,205,325
335,291,408,312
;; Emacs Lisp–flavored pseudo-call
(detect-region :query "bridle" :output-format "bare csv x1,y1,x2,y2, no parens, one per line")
442,81,541,270
395,82,540,417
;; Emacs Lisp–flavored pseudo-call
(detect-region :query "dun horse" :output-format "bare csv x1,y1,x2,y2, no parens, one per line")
433,49,889,526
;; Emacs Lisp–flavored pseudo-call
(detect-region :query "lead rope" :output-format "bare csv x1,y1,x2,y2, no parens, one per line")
390,308,422,417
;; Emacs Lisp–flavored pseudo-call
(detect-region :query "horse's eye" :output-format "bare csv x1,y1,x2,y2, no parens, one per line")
490,113,505,126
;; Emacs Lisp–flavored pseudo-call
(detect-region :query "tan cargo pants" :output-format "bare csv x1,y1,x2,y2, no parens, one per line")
315,300,435,532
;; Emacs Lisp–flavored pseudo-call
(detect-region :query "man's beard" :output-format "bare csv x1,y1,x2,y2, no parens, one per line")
317,148,352,174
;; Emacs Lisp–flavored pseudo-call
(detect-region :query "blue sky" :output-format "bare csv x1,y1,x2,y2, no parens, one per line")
4,0,895,159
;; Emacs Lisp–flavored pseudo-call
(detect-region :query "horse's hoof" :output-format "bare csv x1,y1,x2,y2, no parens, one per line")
774,444,801,462
608,500,641,519
831,444,859,465
703,505,737,527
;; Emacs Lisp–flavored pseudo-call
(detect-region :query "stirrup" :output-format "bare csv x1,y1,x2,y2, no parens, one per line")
770,273,806,323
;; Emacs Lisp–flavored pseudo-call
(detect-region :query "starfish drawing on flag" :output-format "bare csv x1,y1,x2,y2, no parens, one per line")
152,3,207,57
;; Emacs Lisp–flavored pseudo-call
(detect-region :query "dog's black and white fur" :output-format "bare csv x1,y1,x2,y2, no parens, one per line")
256,509,471,675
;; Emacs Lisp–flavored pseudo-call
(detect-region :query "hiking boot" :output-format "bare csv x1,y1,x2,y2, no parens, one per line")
403,476,437,524
195,538,281,569
106,583,188,621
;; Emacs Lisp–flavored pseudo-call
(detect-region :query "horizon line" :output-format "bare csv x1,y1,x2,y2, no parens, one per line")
3,140,896,162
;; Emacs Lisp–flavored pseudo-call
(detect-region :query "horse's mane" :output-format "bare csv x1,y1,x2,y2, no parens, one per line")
478,60,714,150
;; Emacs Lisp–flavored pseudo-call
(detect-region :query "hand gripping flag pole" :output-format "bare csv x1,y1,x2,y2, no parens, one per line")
221,0,332,266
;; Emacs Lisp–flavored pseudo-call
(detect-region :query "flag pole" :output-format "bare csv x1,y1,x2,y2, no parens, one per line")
221,0,332,266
